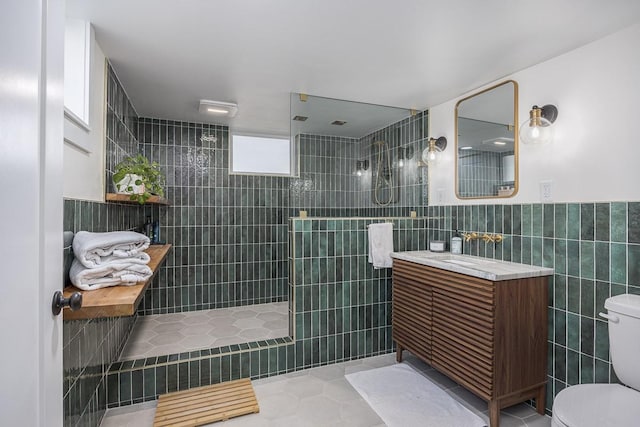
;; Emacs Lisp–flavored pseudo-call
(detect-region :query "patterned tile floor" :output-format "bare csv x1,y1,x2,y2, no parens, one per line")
119,302,289,360
102,353,551,427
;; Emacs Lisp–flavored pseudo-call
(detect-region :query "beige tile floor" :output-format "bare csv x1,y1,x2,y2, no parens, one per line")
101,353,551,427
119,302,289,360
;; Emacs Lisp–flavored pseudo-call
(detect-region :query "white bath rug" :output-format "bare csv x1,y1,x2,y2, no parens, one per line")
345,363,486,427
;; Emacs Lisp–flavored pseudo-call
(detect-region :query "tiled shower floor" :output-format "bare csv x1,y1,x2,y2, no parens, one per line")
119,302,289,360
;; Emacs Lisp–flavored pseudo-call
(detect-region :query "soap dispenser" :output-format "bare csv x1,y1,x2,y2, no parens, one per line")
451,230,462,254
144,216,153,240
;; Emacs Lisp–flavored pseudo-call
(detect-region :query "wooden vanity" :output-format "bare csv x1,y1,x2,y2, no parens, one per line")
391,251,552,427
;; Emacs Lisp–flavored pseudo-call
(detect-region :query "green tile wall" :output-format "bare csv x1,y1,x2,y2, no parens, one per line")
137,118,289,314
105,62,139,191
290,134,359,215
458,150,514,197
105,217,429,408
63,199,159,427
289,218,427,366
427,202,640,412
63,61,161,427
289,112,429,218
360,112,429,215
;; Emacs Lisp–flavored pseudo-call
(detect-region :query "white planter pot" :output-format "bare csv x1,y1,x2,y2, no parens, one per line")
115,174,145,195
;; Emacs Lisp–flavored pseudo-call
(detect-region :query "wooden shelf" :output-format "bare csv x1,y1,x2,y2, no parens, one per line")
105,192,170,206
62,244,172,321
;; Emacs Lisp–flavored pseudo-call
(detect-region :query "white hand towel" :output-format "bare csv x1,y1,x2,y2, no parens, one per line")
73,231,150,268
368,223,394,269
69,258,153,291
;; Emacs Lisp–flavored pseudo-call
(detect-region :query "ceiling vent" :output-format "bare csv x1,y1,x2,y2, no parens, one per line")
199,99,238,117
481,137,514,146
292,115,308,121
331,120,347,126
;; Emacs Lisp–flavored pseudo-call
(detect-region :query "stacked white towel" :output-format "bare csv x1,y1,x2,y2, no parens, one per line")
73,230,151,268
70,231,153,290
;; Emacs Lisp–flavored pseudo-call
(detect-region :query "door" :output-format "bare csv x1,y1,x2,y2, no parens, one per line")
431,285,495,400
392,260,432,362
0,1,64,426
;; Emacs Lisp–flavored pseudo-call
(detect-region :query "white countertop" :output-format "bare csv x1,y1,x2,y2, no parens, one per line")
391,250,554,281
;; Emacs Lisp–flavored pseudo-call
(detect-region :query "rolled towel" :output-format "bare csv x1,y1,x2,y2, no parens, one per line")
69,258,153,291
73,231,150,268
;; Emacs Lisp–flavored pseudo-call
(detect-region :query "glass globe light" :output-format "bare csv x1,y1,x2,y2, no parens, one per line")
520,105,556,144
422,140,438,164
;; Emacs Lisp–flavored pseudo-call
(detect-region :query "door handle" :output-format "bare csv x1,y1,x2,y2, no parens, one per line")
52,290,82,316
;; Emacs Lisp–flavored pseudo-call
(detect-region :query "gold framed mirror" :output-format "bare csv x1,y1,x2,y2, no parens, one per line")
455,80,518,199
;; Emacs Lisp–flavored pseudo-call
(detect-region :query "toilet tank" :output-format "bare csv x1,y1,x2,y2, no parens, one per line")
604,294,640,390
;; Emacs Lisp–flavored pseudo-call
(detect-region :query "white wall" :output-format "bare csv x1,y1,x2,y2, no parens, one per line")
63,32,106,201
428,22,640,205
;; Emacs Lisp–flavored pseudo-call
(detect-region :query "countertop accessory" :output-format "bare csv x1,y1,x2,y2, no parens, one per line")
451,230,462,254
429,240,446,252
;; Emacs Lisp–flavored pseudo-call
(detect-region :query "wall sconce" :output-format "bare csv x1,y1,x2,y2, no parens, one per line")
421,137,447,164
519,104,558,144
356,160,369,176
397,146,415,168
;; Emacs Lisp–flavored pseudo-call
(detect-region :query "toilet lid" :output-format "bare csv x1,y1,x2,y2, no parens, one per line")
554,384,640,427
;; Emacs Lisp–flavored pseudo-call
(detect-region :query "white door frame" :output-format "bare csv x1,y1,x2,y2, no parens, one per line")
0,0,64,426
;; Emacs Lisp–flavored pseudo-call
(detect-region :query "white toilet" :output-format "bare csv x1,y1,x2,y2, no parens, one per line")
551,294,640,427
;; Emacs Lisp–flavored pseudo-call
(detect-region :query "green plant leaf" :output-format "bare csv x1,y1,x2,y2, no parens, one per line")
113,171,126,183
112,154,166,203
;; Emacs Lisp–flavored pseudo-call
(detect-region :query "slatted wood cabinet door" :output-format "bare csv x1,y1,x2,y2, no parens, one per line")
392,260,433,362
432,278,495,401
391,259,548,427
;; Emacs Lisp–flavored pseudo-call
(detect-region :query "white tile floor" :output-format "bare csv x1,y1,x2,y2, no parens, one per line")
119,302,289,360
101,353,551,427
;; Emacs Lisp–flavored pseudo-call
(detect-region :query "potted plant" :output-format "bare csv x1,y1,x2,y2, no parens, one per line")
113,154,165,204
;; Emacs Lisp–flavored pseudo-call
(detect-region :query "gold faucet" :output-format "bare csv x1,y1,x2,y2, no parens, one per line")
482,233,504,243
462,232,478,242
462,231,503,243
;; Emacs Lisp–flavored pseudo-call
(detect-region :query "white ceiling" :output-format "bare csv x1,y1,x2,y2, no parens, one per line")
67,0,640,137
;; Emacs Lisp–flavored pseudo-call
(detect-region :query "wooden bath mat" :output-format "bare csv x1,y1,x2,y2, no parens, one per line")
153,378,259,427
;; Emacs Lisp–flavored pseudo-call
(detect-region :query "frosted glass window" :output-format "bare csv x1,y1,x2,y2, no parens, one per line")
64,19,91,125
231,134,292,175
